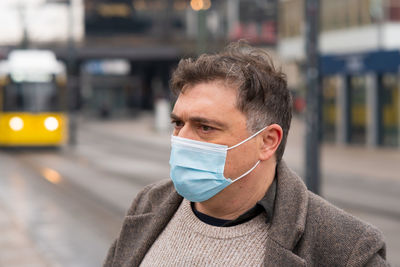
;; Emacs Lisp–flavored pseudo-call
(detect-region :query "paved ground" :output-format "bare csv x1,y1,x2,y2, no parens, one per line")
0,113,399,266
0,203,53,267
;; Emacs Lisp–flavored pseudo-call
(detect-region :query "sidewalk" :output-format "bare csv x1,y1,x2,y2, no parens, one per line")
285,115,400,182
0,203,51,267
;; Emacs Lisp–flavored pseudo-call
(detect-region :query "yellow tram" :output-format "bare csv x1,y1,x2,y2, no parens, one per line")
0,50,68,147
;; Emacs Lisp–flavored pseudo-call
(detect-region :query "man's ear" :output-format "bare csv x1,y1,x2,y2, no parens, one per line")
258,124,283,161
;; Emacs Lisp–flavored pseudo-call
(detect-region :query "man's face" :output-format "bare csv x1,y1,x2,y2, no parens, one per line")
171,81,260,179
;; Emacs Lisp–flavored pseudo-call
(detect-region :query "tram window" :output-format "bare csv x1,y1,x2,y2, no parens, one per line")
3,82,60,112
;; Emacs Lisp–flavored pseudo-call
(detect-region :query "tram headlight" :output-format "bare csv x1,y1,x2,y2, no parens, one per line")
9,117,24,131
44,117,59,131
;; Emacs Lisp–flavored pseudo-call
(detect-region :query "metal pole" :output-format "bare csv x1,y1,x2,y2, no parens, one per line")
68,0,77,146
163,0,174,41
18,3,29,49
304,0,321,194
197,10,207,55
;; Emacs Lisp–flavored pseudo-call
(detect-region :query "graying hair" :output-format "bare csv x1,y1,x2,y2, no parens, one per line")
171,41,292,162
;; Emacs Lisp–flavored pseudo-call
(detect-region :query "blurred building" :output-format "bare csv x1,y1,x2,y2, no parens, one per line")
278,0,400,148
0,0,84,46
0,0,280,117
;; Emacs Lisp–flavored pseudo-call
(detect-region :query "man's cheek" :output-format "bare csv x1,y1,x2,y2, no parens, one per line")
223,156,241,179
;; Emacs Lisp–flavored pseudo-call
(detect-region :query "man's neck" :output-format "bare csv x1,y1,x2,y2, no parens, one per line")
194,162,275,220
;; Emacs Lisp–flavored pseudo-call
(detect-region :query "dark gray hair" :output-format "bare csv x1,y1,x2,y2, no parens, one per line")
171,41,292,162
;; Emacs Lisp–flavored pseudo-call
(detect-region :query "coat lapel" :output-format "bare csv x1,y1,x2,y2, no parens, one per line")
264,160,309,263
113,191,183,267
264,237,306,266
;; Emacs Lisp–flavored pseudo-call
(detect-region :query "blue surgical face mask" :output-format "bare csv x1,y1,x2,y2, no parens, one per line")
169,126,268,202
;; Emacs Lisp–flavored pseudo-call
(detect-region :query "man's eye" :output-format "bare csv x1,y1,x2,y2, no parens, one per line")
172,120,184,128
201,125,214,132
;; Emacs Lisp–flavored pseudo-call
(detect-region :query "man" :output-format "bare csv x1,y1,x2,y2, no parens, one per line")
104,42,388,266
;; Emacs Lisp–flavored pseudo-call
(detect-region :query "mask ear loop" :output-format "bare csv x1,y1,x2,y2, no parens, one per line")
226,126,268,182
227,126,268,150
230,160,260,183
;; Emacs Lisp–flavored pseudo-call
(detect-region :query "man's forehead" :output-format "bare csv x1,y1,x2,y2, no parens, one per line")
177,81,237,104
173,87,235,113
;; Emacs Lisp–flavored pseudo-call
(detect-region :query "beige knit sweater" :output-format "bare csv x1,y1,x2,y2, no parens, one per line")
140,199,270,266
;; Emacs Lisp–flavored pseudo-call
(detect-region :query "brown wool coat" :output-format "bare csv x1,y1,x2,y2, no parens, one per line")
103,161,388,267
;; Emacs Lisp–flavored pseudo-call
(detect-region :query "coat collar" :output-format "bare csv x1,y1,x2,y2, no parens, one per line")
115,160,308,266
115,188,183,267
267,160,309,250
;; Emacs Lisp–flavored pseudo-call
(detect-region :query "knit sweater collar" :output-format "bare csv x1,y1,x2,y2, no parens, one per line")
179,199,269,239
191,178,277,227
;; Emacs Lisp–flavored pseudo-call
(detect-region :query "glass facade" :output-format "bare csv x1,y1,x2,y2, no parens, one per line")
278,0,304,38
322,76,338,142
84,0,278,45
350,76,367,144
231,0,278,45
278,0,400,38
85,0,188,36
382,74,399,146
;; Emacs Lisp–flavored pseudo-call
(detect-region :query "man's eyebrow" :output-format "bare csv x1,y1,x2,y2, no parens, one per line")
170,113,180,120
170,113,227,129
189,116,227,129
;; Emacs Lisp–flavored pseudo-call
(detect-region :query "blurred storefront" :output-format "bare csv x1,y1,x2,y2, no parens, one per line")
320,50,400,147
81,59,134,118
77,0,279,116
278,0,400,148
0,0,280,117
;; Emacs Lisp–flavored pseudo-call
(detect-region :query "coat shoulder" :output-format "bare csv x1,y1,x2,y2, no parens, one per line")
126,179,180,216
297,192,387,266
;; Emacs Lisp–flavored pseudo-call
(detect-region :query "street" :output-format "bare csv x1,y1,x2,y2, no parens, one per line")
0,113,399,266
